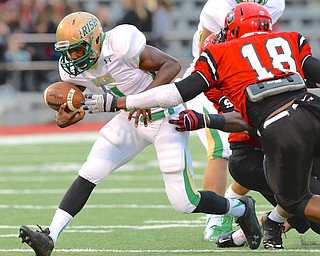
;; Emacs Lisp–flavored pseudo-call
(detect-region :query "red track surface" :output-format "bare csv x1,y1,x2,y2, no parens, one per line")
0,122,105,135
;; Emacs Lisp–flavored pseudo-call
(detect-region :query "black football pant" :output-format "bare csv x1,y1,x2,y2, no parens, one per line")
229,142,320,234
259,94,320,217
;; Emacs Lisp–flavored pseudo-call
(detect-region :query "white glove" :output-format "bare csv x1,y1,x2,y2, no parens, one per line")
84,93,118,113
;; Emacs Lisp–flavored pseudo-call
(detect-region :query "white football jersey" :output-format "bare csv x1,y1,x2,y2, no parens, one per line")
59,24,153,96
191,0,285,58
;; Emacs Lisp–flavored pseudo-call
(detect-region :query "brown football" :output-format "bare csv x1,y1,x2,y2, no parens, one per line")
43,81,84,112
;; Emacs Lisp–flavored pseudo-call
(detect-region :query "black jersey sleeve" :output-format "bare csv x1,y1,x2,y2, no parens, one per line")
303,56,320,84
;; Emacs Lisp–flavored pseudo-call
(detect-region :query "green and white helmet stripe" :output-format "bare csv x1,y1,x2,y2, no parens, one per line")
235,0,268,5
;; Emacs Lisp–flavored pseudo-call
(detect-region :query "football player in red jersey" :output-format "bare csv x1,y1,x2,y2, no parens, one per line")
84,1,320,245
183,0,285,242
185,31,320,249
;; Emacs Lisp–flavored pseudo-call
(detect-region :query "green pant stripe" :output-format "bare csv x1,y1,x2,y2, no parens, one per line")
183,154,201,207
203,107,223,159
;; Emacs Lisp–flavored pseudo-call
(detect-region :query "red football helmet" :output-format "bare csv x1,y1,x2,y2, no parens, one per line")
224,2,272,41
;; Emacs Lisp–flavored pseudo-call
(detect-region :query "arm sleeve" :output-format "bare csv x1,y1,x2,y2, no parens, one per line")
175,72,209,102
126,83,183,109
125,72,208,109
303,56,320,83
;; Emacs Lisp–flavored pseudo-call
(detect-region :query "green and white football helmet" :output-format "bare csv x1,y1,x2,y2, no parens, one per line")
54,12,104,77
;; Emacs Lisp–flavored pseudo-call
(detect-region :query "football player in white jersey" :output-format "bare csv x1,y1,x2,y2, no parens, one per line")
18,11,262,255
183,0,285,242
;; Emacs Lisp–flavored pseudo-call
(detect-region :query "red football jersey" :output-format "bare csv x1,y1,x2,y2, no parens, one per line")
194,31,312,125
204,88,223,113
228,132,261,148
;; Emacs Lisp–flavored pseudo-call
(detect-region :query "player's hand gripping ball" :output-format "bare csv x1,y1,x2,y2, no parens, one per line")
43,82,84,112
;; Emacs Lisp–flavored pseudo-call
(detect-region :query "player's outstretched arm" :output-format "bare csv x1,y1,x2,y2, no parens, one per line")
83,72,208,113
169,110,252,133
213,111,252,132
83,83,185,112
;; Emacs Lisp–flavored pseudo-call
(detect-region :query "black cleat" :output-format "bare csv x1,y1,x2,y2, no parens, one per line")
261,213,284,249
19,225,54,256
235,196,262,250
216,231,246,247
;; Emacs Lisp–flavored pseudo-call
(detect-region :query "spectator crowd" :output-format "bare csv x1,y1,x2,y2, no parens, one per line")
0,0,175,93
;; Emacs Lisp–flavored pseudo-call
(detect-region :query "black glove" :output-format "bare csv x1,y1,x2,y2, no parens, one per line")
219,96,234,113
169,109,206,132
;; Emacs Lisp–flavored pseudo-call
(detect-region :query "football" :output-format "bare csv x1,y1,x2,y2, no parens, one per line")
43,81,84,112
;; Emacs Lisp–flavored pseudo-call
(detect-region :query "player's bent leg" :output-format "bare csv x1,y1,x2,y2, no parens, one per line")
162,166,200,213
19,114,149,255
304,195,320,223
201,125,232,242
155,125,199,213
81,117,148,184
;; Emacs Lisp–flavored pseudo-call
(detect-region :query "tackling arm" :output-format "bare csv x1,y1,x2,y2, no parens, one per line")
207,111,252,132
303,56,320,85
169,110,252,133
84,72,208,112
116,72,208,110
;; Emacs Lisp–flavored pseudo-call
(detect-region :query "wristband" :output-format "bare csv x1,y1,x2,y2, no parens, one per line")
111,96,118,112
205,114,225,130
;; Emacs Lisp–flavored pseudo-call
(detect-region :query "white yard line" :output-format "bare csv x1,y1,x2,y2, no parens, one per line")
0,188,165,195
0,204,272,212
1,248,320,254
0,131,98,145
0,131,199,145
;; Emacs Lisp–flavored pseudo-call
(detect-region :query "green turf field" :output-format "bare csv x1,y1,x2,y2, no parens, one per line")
0,133,319,255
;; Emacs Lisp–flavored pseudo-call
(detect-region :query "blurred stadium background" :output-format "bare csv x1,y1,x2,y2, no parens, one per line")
0,0,319,126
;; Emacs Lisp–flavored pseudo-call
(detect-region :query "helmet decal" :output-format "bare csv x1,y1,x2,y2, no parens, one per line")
79,18,99,39
226,9,235,26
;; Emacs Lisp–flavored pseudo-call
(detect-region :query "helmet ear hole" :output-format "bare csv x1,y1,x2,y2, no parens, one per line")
235,27,240,38
96,35,100,45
